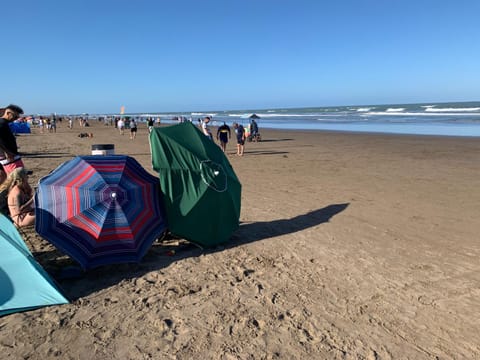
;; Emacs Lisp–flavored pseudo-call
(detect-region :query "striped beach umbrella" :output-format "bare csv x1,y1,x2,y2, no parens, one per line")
35,155,167,269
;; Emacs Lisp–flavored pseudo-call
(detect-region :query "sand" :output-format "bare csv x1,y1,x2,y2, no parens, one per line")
1,120,480,359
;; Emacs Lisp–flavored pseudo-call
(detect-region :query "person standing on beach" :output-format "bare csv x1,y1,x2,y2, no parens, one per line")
233,122,246,156
0,104,25,178
50,117,57,133
117,118,125,135
147,117,154,133
202,116,213,140
216,122,231,153
129,118,137,139
250,118,259,141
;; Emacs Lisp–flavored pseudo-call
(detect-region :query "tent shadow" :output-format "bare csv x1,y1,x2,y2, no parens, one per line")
0,267,14,307
226,203,349,247
52,203,349,300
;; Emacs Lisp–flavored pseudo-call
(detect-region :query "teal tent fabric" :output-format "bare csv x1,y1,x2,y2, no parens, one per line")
150,121,241,247
0,214,68,317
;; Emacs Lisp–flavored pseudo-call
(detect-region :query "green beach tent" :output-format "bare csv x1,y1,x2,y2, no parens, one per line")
0,214,68,317
149,121,241,247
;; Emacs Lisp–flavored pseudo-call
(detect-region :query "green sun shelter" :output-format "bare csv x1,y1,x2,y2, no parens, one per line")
149,121,241,247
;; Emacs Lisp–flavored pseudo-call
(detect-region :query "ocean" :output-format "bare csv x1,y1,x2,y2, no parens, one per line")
130,101,480,137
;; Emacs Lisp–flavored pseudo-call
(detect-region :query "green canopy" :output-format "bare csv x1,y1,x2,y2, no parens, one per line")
149,121,241,247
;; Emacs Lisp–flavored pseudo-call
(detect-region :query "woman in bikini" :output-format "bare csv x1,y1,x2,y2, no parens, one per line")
0,167,35,227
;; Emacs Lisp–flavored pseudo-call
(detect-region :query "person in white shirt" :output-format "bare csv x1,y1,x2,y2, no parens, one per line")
202,117,213,140
117,118,125,135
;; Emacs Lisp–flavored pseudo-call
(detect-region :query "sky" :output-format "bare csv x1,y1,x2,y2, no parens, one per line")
2,0,480,114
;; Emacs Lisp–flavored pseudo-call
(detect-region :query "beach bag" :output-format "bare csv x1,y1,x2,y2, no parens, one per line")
0,156,25,175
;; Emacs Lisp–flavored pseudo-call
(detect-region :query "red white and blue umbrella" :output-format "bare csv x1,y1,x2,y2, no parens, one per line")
35,155,167,269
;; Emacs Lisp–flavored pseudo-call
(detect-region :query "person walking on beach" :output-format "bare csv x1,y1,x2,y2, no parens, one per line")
50,117,57,133
129,118,137,139
216,122,231,153
233,122,246,156
0,104,25,177
117,118,125,135
202,116,213,140
147,117,154,133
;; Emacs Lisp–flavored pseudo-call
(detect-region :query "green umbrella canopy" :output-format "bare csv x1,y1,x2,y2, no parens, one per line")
149,121,241,247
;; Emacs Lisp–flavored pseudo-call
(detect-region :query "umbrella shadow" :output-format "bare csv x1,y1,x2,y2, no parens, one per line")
50,203,349,300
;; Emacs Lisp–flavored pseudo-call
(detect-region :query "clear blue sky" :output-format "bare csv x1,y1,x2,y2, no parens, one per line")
2,0,479,114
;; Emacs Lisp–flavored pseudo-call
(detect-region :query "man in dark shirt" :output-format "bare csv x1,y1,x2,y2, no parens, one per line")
250,119,258,136
233,122,246,156
216,122,231,153
0,104,24,182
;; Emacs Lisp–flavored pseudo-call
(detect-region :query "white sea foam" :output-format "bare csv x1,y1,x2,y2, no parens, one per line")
230,113,320,117
366,111,480,117
386,108,405,112
424,107,480,112
356,108,373,112
191,112,217,116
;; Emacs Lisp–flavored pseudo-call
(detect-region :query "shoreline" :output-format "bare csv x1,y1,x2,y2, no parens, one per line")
250,125,480,139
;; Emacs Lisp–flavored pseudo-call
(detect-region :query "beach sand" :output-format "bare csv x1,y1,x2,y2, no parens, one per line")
1,120,480,359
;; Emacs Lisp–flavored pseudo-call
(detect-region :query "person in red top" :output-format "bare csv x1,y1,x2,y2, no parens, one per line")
0,104,24,184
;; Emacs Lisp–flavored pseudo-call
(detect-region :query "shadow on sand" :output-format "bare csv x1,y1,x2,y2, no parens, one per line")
35,203,349,300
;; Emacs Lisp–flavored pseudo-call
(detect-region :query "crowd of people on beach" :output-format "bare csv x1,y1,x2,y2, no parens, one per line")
0,106,261,228
109,114,259,155
200,116,260,156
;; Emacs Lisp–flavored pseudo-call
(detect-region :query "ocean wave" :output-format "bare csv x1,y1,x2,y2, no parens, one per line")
424,107,480,112
355,108,374,112
228,113,320,118
366,111,480,117
386,108,405,112
191,112,217,116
